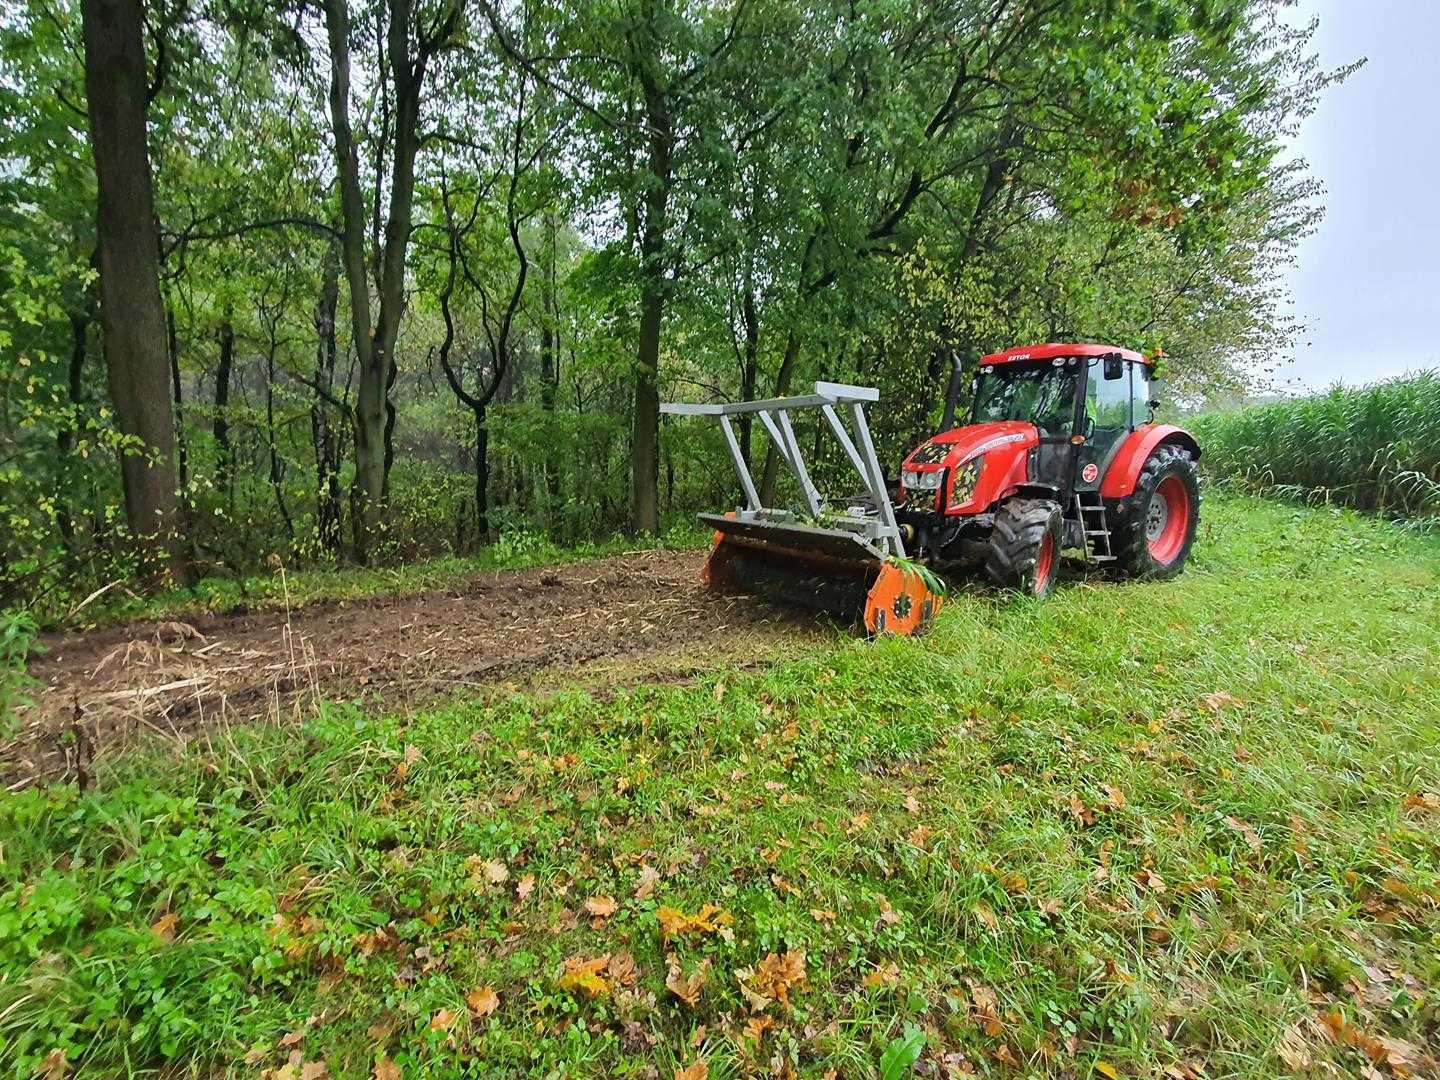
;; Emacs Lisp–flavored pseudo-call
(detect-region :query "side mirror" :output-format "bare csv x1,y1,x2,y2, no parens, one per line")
1103,354,1124,381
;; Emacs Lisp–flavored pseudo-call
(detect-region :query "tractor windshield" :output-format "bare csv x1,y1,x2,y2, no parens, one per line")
972,360,1080,436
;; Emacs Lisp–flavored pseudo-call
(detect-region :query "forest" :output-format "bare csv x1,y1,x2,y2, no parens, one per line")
0,0,1343,614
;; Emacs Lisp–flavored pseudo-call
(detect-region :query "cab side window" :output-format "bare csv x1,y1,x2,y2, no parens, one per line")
1130,362,1151,426
1086,357,1130,439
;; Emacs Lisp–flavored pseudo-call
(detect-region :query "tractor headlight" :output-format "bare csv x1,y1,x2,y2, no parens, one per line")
950,458,982,507
902,468,943,491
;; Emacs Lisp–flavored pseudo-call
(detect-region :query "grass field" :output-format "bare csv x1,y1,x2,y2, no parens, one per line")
2,494,1438,1078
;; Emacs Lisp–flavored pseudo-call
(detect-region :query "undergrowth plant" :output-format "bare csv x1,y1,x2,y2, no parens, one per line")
0,610,39,737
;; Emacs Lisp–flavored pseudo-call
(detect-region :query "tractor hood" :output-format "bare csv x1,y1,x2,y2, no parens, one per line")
902,420,1038,472
900,420,1038,513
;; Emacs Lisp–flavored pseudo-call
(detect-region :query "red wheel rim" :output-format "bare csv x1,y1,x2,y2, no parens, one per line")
1033,531,1056,593
1146,476,1190,564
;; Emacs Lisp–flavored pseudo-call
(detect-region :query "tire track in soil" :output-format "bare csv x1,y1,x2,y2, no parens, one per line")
4,549,828,788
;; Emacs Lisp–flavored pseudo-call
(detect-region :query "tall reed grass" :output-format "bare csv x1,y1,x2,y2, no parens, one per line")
1189,371,1440,521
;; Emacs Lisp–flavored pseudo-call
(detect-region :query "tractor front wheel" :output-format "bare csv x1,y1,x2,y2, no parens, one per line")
1113,444,1200,578
986,497,1064,598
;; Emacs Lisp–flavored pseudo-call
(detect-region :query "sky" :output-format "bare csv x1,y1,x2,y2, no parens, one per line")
1279,0,1440,388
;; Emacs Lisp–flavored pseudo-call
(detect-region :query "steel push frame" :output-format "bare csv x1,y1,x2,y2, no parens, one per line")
660,382,906,560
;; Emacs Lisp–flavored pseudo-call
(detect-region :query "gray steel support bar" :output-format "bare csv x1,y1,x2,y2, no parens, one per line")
848,401,902,556
718,415,761,511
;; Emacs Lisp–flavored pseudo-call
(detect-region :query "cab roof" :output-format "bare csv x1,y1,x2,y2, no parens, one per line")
981,343,1149,366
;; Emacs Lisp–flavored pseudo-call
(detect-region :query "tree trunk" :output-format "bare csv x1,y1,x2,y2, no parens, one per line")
214,313,234,504
80,0,185,582
265,340,294,543
167,305,188,495
630,66,672,536
322,0,382,561
312,244,343,556
738,268,759,467
473,405,489,542
56,306,91,554
539,211,561,517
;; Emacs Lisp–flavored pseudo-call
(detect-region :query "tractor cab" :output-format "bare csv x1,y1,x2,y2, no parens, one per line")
966,344,1156,499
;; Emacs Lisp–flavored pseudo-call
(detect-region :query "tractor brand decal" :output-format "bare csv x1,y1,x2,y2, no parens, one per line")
1082,462,1099,483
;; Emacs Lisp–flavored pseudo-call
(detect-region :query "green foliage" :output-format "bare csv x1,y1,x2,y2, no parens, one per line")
0,609,40,736
1191,371,1440,521
2,495,1438,1076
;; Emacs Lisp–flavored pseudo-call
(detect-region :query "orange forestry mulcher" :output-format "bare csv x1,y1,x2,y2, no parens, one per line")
663,343,1201,636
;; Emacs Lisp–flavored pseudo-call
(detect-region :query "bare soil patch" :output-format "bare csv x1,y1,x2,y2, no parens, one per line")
5,549,826,787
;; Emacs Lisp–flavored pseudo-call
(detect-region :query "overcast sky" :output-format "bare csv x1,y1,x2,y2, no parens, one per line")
1280,0,1440,389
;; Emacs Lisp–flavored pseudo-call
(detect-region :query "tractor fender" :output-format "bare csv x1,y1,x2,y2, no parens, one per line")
1100,424,1202,499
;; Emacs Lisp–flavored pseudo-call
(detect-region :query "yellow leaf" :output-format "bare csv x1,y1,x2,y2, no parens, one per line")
1095,1061,1120,1079
150,912,179,944
466,986,499,1018
656,904,734,942
557,954,611,998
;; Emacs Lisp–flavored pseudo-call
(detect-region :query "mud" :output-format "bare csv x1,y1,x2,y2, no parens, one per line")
4,549,828,788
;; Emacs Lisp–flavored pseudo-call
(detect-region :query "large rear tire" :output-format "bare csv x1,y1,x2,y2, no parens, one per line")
1113,444,1200,579
986,497,1063,598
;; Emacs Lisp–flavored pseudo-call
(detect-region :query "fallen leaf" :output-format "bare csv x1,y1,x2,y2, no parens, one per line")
743,1014,775,1042
635,864,661,900
749,949,806,1006
966,980,1005,1037
904,794,921,814
1138,868,1166,893
1102,784,1126,810
428,1008,457,1032
1201,691,1239,712
373,1059,402,1080
606,951,639,987
38,1049,67,1080
279,1030,306,1048
515,874,536,901
585,895,618,923
1094,1061,1120,1079
1276,1020,1313,1071
666,956,710,1007
1402,792,1439,815
656,904,735,942
466,986,499,1018
906,824,935,849
300,1062,330,1080
713,680,727,702
1067,793,1096,826
484,859,509,885
809,908,836,923
150,912,179,943
558,954,612,998
863,961,901,989
675,1061,709,1080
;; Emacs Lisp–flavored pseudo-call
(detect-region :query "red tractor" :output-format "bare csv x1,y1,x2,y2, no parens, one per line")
664,342,1200,635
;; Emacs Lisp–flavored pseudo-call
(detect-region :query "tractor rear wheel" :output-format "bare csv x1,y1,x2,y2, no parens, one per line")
986,497,1064,598
1113,444,1200,578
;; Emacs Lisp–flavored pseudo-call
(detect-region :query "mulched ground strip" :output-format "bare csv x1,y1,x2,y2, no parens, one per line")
5,549,824,788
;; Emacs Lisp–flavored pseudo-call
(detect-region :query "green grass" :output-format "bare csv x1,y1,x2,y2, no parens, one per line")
57,525,709,631
1190,371,1440,521
2,494,1438,1078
